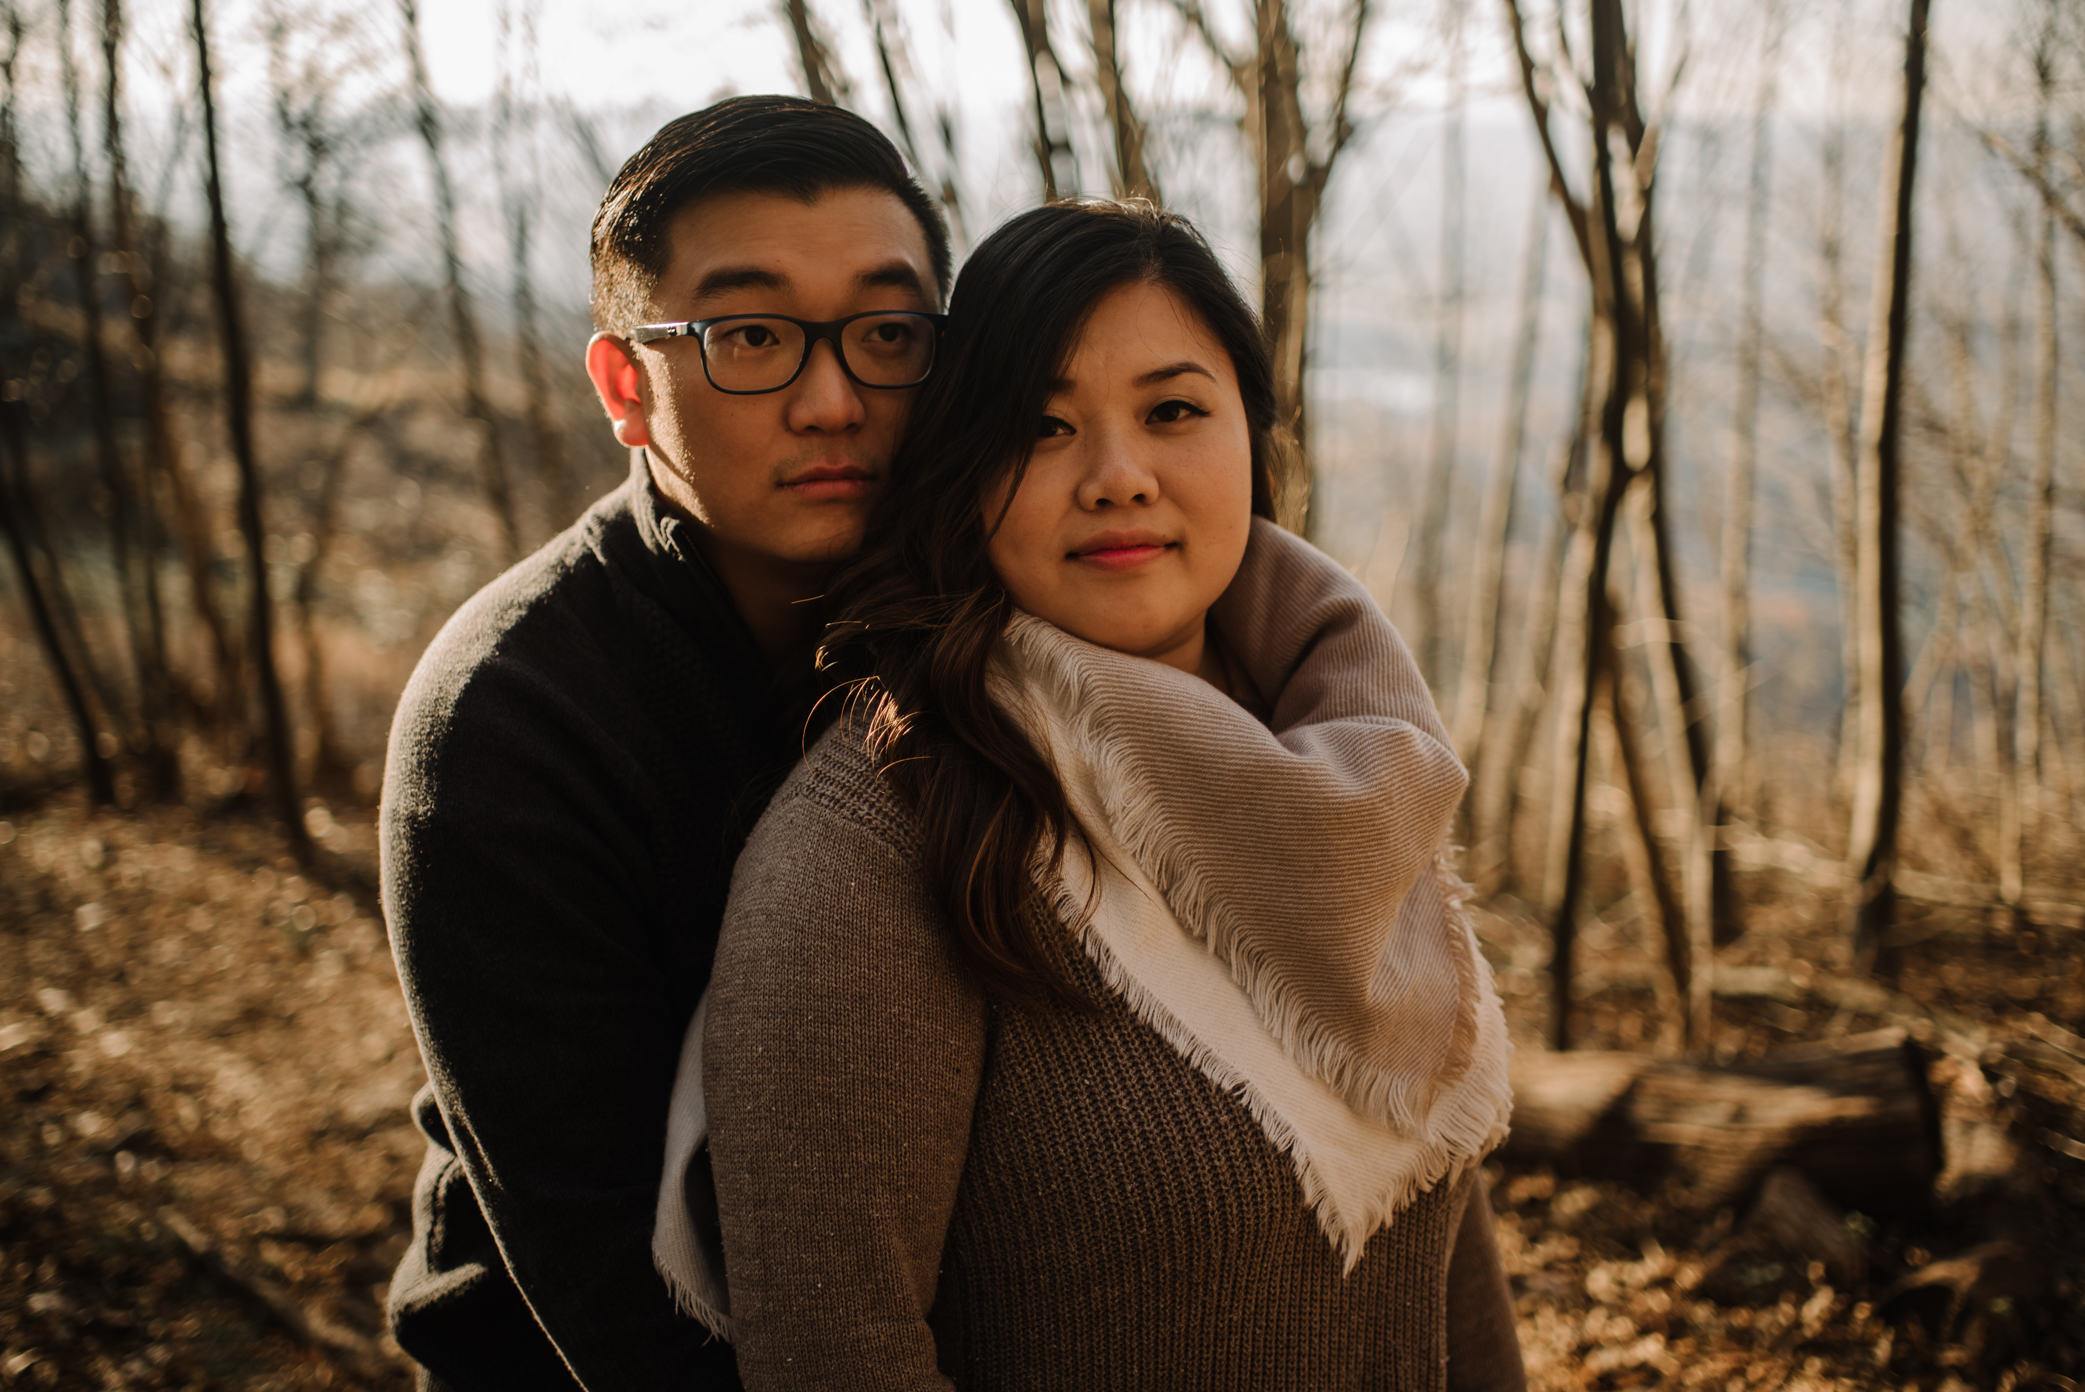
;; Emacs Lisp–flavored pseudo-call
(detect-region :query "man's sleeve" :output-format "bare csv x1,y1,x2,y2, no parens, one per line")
383,654,726,1388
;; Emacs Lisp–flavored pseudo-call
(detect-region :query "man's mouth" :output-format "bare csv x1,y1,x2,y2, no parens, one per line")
1070,530,1174,572
779,462,877,501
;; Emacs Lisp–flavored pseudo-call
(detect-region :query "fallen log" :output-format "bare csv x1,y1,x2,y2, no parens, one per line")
1504,1028,1940,1215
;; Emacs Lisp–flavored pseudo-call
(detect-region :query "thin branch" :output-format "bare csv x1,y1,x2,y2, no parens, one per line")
1501,0,1592,266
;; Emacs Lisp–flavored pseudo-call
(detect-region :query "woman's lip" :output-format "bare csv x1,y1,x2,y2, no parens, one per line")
1073,542,1172,572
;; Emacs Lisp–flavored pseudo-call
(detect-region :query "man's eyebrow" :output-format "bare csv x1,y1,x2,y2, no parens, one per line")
859,262,927,295
690,265,787,301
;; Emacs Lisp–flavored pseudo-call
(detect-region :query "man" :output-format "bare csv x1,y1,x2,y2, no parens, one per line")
380,97,951,1389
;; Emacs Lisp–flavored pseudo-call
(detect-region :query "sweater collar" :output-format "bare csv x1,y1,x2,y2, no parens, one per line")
625,448,771,688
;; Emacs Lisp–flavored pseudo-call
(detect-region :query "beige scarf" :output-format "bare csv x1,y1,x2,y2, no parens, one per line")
992,515,1513,1270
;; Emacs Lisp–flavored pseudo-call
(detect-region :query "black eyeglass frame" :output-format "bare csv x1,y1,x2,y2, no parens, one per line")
627,311,950,395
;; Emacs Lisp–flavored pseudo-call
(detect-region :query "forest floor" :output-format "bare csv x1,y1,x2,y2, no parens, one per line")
3,771,2083,1390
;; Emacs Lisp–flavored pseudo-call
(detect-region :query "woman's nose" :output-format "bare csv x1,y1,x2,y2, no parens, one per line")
1076,433,1160,510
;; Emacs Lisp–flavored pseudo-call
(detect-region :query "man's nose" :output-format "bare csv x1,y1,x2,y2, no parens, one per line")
784,339,868,434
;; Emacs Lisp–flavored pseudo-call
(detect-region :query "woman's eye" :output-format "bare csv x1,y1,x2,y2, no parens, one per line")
1038,415,1074,439
1148,399,1209,424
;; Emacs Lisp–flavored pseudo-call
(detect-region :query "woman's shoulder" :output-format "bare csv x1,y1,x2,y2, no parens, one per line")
740,712,923,872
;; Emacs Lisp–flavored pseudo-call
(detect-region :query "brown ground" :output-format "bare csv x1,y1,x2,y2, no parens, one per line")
3,769,2082,1389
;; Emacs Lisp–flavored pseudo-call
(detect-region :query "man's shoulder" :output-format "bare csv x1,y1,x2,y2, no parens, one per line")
392,499,630,747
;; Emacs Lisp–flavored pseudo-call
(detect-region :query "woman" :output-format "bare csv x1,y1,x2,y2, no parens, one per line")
657,201,1522,1389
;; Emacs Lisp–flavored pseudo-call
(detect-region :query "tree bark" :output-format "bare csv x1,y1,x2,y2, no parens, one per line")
1087,0,1158,200
0,415,115,803
1504,1029,1939,1216
1452,178,1546,767
192,0,309,855
1175,0,1369,531
1817,124,1863,824
1719,6,1778,826
1411,24,1467,682
2010,20,2059,922
1007,0,1077,200
401,0,523,561
1846,0,1929,958
783,0,851,107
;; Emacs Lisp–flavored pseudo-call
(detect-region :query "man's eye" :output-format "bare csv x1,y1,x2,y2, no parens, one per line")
1149,399,1209,424
1038,415,1074,438
717,324,783,350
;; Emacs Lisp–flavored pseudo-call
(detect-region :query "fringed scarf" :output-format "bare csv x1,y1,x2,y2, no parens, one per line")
990,515,1513,1270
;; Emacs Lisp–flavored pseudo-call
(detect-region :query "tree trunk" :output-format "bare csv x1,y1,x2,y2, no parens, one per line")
1818,125,1863,824
1503,1029,1939,1216
1007,0,1076,200
1846,0,1929,958
62,0,173,790
1540,314,1624,1051
1087,0,1157,201
2010,24,2059,922
494,4,574,531
782,0,850,107
1411,26,1467,683
0,417,116,803
103,0,208,772
1719,7,1778,826
1599,624,1691,1049
192,0,309,856
401,0,523,561
1452,178,1547,767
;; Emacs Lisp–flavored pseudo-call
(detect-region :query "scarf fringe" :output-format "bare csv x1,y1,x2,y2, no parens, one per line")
1016,631,1478,1135
1047,846,1513,1274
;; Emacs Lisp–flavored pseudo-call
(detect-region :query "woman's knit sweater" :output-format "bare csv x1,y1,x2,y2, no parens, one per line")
701,729,1523,1390
695,519,1522,1389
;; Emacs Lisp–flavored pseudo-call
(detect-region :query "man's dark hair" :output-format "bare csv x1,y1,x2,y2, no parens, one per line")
589,96,952,334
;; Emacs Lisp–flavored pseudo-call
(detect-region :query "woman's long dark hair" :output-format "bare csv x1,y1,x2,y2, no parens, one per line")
821,199,1286,1001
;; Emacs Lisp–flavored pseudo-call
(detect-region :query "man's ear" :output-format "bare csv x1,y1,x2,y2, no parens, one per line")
585,333,651,449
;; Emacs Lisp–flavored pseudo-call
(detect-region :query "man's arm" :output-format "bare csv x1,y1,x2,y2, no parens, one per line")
385,649,732,1388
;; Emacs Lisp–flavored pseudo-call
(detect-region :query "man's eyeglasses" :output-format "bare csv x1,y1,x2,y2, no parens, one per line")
628,311,948,395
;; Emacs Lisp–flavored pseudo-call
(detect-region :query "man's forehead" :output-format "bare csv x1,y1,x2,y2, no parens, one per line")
660,187,933,302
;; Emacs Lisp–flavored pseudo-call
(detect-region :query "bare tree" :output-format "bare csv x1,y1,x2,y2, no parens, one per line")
102,0,233,738
1452,175,1548,768
1009,0,1079,199
1504,0,1716,1048
1174,0,1372,526
1088,0,1159,200
1717,1,1780,828
192,0,309,854
862,0,969,246
495,0,573,529
2008,3,2060,921
59,0,179,793
784,0,853,106
1844,0,1930,957
400,0,523,560
1410,9,1468,682
0,423,115,803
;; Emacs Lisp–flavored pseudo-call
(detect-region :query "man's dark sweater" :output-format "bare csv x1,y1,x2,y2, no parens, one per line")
382,453,795,1389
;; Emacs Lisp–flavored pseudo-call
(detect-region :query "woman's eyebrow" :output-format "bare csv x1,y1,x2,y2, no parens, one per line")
1136,361,1216,386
